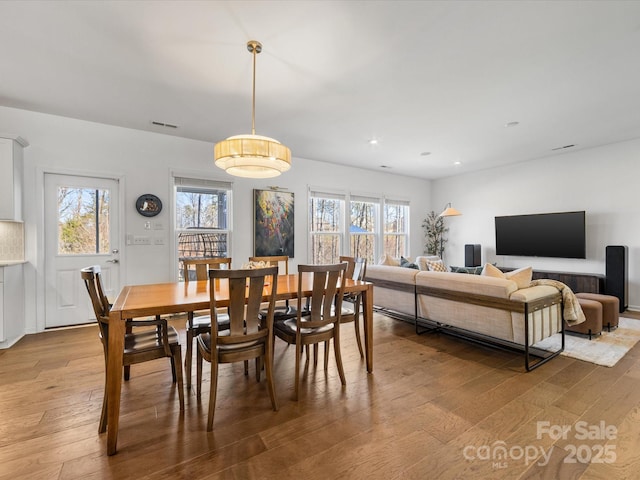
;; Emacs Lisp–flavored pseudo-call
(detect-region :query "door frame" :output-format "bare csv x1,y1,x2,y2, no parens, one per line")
35,167,126,332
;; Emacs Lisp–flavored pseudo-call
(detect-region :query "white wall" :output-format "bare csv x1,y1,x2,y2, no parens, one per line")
432,139,639,310
0,106,431,333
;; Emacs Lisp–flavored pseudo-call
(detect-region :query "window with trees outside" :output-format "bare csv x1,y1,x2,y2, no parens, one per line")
57,187,110,255
350,196,378,263
309,191,345,264
384,199,409,259
310,189,411,265
175,177,232,281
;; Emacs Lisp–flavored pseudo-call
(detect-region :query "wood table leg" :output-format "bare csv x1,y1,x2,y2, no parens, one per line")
363,284,374,373
107,310,125,455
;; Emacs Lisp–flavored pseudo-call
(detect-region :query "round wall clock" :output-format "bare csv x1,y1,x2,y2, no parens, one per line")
135,194,162,217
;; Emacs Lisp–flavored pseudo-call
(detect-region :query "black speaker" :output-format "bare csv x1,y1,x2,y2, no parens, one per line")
605,245,628,313
465,244,481,267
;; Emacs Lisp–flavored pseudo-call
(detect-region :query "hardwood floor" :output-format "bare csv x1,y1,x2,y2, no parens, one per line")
1,311,640,479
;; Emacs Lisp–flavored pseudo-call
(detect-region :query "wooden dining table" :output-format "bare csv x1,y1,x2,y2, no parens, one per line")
106,272,374,455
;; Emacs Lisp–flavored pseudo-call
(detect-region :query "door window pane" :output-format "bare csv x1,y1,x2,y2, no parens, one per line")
57,187,110,255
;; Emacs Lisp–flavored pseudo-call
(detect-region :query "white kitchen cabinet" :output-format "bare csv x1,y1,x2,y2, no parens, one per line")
0,135,28,221
0,263,25,348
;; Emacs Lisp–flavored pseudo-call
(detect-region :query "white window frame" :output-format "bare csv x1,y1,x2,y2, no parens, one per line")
382,197,410,259
348,193,381,263
172,174,233,281
308,187,346,264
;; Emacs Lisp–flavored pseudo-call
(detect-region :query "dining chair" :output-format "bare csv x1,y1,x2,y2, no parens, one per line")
182,257,232,390
81,265,184,433
339,256,367,357
249,255,299,321
273,262,347,401
196,266,279,431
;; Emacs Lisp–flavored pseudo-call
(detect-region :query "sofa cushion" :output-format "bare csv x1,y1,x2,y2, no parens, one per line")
416,271,518,299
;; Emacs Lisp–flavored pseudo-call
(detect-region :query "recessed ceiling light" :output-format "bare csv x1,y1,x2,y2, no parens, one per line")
505,121,519,127
454,161,461,166
420,151,431,156
368,139,379,145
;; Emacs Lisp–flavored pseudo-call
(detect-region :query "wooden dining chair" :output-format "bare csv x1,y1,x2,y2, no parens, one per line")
182,257,232,390
339,256,367,357
195,266,279,431
81,265,184,433
249,255,301,321
273,262,347,401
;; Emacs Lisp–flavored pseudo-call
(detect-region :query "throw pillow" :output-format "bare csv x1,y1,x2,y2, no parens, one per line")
505,266,533,289
426,259,447,272
481,263,504,278
379,254,400,266
450,265,483,275
481,263,533,289
400,256,419,269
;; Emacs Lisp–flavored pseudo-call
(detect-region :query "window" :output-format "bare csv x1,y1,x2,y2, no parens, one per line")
57,187,110,255
309,190,345,264
349,196,378,263
310,189,411,264
174,177,232,280
383,199,409,258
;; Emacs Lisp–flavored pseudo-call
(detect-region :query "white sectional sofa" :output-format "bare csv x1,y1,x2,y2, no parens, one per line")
365,258,566,370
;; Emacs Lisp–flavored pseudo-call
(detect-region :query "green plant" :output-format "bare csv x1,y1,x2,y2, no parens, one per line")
422,211,448,258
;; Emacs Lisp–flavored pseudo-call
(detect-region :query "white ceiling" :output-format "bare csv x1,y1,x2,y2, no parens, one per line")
2,0,640,179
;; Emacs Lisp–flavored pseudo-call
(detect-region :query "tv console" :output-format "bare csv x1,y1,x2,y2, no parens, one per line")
499,267,604,294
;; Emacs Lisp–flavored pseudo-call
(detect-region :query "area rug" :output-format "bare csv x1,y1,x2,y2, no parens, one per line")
533,317,640,367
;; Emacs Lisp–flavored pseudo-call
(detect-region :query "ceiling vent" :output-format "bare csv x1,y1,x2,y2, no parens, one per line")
151,121,179,129
551,144,575,151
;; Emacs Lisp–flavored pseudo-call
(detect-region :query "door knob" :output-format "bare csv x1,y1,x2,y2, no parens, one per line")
106,259,119,264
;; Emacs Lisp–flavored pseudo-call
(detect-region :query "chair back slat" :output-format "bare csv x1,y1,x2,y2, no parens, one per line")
209,267,278,345
80,265,110,343
298,263,346,328
183,257,232,282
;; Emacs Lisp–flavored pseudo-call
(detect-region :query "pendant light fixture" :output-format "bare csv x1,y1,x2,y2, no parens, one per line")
214,40,291,178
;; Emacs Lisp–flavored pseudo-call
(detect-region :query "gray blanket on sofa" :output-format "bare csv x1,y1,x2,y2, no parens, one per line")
530,279,586,325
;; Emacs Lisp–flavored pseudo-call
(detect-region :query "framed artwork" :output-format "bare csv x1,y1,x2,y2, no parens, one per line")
253,189,294,257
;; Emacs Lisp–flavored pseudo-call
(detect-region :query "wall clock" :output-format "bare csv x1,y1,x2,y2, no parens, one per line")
135,194,162,217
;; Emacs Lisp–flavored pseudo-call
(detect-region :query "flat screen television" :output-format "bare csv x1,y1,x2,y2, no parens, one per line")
495,211,586,259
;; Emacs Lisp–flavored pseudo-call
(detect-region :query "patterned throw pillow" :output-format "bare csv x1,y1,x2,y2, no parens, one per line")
450,265,483,275
426,259,447,272
400,256,419,269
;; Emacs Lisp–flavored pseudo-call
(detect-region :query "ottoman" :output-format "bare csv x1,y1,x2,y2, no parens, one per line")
575,293,619,331
566,298,602,340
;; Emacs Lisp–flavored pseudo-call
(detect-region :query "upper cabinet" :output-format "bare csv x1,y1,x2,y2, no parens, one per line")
0,135,28,221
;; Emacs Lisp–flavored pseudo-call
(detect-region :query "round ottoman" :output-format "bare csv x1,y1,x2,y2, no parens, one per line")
566,298,602,340
575,293,619,331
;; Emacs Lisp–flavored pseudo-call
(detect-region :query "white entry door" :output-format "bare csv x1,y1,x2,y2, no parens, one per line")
45,173,120,328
